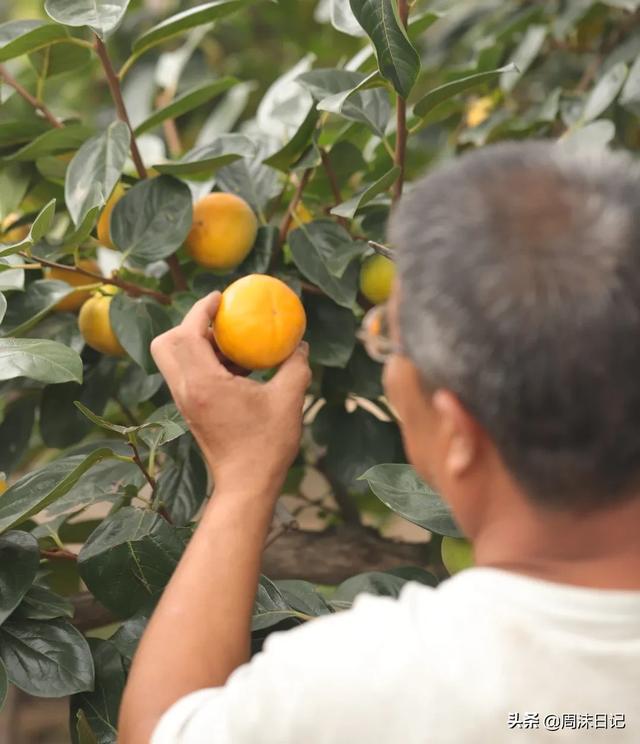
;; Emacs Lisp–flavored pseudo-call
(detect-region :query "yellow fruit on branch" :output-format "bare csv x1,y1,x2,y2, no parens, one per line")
359,254,396,305
97,182,126,250
46,259,101,312
213,274,306,370
441,536,474,575
0,478,6,495
78,285,126,357
186,192,258,271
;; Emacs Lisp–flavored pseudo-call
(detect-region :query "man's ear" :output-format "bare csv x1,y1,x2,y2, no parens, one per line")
431,390,479,477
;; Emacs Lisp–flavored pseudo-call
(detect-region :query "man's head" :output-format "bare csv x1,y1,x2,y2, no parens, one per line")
384,141,640,526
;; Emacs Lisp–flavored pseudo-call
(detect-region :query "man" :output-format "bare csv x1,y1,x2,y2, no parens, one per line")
119,142,640,743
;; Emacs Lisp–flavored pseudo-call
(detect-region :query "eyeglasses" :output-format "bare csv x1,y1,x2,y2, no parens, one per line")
357,303,403,363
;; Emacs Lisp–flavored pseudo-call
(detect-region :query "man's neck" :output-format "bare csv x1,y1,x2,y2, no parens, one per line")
470,491,640,590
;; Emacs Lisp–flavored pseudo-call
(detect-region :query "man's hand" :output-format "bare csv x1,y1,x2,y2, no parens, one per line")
150,291,311,494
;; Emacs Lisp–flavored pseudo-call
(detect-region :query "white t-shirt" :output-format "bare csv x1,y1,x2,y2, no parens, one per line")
151,568,640,743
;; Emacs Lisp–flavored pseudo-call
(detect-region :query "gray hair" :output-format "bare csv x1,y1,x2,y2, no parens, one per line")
390,141,640,510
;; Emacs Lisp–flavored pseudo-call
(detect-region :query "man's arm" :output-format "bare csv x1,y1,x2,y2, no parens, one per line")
118,292,311,744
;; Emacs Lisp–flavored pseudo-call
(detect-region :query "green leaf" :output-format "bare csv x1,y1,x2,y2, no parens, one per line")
0,293,5,325
30,198,57,242
75,709,99,744
160,132,251,179
322,345,383,400
65,121,130,227
111,175,192,263
110,294,172,373
620,54,640,116
45,454,144,518
0,20,69,62
348,0,420,98
0,163,30,223
216,141,282,212
331,166,399,219
0,255,25,292
238,225,277,274
119,364,163,406
0,618,94,696
29,40,92,78
71,640,126,744
304,295,356,368
560,120,616,152
0,658,7,710
25,312,84,354
274,580,332,617
78,507,186,617
360,463,462,537
262,106,319,172
314,406,402,494
0,530,39,625
0,279,70,336
0,395,38,474
154,435,208,526
40,357,117,448
501,25,547,93
45,0,130,39
134,78,238,136
414,65,516,119
331,571,408,607
138,403,187,449
11,582,74,621
582,62,628,123
0,338,83,385
7,125,93,162
109,611,148,663
0,120,49,148
252,576,303,631
299,69,392,137
132,1,248,57
289,221,362,307
0,448,117,534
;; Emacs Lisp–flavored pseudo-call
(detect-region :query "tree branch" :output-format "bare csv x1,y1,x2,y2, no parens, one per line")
128,440,157,491
22,252,172,305
0,64,63,129
94,35,147,180
69,525,431,629
392,0,410,204
368,240,395,261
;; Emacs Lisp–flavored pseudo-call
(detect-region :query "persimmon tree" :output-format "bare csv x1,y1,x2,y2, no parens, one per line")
0,0,639,739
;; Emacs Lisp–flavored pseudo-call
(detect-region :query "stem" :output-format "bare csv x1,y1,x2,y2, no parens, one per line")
319,148,349,229
156,88,183,158
93,35,147,180
392,0,410,204
0,64,63,128
368,240,395,261
128,439,157,491
277,168,314,247
166,255,188,291
22,252,172,305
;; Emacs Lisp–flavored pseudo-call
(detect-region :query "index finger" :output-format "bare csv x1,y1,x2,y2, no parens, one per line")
179,292,221,336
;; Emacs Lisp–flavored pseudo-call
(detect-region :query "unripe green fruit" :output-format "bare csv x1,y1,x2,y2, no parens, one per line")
441,536,474,575
359,254,395,304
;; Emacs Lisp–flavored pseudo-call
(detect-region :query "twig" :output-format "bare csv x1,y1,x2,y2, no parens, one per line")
277,168,314,247
300,281,324,295
368,240,395,261
128,440,157,490
392,0,410,204
156,88,183,158
22,252,172,305
93,35,147,180
0,63,63,128
94,36,189,291
41,548,77,561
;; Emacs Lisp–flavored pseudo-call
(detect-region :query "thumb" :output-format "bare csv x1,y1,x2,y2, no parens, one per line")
269,342,311,395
